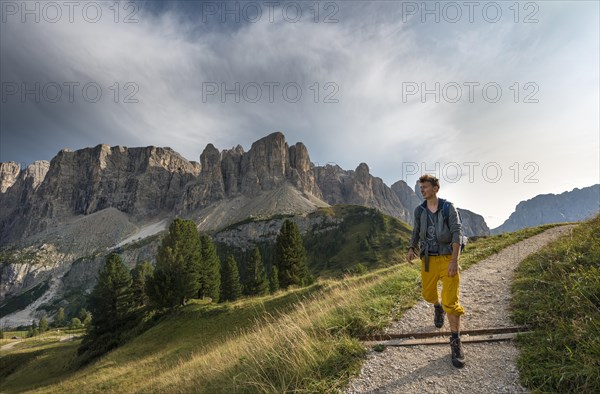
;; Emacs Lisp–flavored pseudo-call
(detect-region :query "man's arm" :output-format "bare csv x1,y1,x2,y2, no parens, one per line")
448,242,460,276
448,203,462,276
407,207,421,262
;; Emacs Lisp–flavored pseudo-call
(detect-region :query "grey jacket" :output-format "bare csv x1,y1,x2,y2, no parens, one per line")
409,198,462,271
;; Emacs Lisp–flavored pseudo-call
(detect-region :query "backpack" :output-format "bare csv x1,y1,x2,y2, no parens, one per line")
441,200,468,252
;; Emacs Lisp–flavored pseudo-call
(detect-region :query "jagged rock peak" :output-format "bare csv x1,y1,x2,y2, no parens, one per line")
289,142,311,170
51,144,199,175
23,161,50,190
0,161,50,194
0,162,21,193
200,143,222,173
221,144,245,157
356,162,370,173
354,163,371,184
240,132,290,194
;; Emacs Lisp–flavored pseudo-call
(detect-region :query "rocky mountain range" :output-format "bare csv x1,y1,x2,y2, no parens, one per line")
0,132,488,246
491,184,600,234
0,132,490,327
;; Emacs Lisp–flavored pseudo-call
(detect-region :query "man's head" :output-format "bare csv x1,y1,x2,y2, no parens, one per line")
419,174,440,200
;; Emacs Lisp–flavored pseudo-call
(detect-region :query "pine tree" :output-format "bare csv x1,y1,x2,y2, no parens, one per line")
87,253,134,335
244,247,269,296
220,255,242,302
39,316,49,332
147,218,202,308
55,307,66,327
269,265,280,294
275,219,309,289
198,234,221,302
78,253,134,360
131,261,154,307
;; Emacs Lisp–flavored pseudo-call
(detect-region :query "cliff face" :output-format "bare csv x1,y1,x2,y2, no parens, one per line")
492,185,600,234
0,162,22,193
315,163,411,223
2,133,491,248
180,132,323,212
0,146,199,244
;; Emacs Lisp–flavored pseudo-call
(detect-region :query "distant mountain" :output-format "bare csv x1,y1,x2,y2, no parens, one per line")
491,184,600,234
0,132,490,247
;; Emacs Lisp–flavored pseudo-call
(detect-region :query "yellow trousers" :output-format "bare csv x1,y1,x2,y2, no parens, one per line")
421,255,465,316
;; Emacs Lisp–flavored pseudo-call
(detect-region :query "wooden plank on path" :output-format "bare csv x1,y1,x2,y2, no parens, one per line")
359,326,530,341
363,332,527,347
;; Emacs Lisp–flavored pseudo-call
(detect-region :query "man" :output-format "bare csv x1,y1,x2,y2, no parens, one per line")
407,174,465,368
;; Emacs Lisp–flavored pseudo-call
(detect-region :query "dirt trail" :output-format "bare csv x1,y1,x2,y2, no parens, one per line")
345,225,575,394
0,334,80,352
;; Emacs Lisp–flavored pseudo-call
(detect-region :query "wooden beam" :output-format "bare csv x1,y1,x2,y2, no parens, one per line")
359,326,530,341
363,332,529,347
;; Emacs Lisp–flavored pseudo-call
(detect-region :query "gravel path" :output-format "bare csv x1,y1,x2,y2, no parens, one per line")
345,225,575,394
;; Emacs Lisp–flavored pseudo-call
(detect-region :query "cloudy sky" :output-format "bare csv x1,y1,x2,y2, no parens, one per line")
1,0,598,228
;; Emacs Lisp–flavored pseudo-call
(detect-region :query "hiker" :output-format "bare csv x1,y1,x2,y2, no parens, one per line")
406,174,465,368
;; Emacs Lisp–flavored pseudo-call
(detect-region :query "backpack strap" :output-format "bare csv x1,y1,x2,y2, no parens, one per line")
441,199,450,223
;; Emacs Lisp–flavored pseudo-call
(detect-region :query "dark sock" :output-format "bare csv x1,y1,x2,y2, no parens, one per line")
451,331,460,340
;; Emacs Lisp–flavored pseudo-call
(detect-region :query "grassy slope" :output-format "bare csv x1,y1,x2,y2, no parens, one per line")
1,222,568,393
304,205,413,275
512,215,599,393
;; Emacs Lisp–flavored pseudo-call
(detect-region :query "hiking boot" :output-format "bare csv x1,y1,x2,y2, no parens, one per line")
450,337,465,368
434,303,445,328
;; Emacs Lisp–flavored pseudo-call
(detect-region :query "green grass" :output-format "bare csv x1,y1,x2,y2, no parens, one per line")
1,221,567,393
511,216,599,393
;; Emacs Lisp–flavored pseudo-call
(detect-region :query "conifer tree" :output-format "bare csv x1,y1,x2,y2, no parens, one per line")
55,307,66,327
147,218,202,308
131,261,154,307
220,255,242,302
269,265,279,294
39,315,49,332
78,252,135,360
275,219,309,289
87,253,134,335
244,247,269,296
198,234,221,302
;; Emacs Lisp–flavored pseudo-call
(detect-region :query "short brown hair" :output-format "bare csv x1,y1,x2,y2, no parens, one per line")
419,174,440,189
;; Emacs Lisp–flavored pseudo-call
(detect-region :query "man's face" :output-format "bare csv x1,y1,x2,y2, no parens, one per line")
419,181,438,199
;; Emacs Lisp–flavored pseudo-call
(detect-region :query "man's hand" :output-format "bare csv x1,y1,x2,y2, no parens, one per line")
448,259,459,277
407,248,416,264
